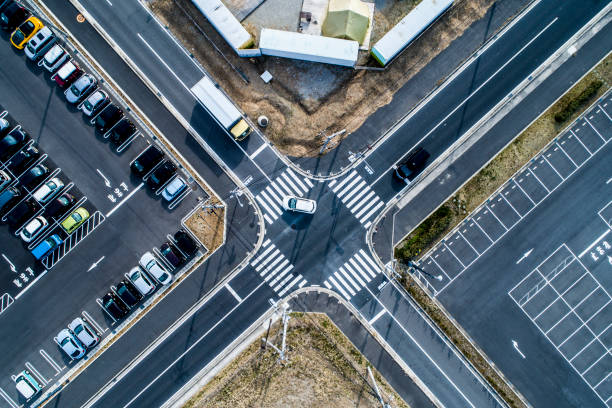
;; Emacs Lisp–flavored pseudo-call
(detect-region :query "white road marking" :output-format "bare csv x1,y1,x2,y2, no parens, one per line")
225,284,242,302
105,182,145,217
2,254,16,273
83,310,107,334
104,0,112,5
369,309,386,325
15,270,48,300
511,340,526,359
26,361,49,385
0,388,18,408
578,230,611,258
88,256,106,272
40,349,64,374
249,143,268,159
96,168,111,187
516,248,534,264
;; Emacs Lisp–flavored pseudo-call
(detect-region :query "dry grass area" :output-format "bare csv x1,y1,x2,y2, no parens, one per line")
149,0,501,157
183,313,409,408
184,203,225,252
395,53,612,261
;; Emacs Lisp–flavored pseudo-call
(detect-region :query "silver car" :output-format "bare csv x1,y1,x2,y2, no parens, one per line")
282,195,317,214
127,266,156,296
56,328,86,360
32,177,63,204
65,74,97,104
80,90,108,117
139,252,172,285
68,317,99,348
41,44,69,73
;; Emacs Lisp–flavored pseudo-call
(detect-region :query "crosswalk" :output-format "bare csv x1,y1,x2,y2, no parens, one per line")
255,168,315,224
251,239,308,296
329,171,384,228
323,249,381,300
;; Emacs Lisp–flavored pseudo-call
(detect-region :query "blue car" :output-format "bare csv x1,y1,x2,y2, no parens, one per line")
31,234,62,260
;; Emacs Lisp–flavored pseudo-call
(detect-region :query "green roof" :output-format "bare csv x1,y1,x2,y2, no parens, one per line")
322,0,370,44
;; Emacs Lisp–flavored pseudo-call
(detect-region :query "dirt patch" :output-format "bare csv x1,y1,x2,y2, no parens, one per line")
184,204,225,252
395,53,612,261
182,313,409,408
149,0,500,157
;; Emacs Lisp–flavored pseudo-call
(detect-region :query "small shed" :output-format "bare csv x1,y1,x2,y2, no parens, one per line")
322,0,370,44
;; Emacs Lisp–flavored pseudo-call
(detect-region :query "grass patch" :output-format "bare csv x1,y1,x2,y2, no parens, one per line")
554,79,603,123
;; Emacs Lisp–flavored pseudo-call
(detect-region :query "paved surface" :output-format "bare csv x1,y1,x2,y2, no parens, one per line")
427,94,612,407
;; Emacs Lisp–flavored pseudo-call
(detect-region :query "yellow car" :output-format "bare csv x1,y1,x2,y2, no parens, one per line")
61,207,89,234
11,16,44,50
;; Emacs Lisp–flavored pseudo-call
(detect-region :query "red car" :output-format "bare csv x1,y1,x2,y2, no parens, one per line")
53,60,82,88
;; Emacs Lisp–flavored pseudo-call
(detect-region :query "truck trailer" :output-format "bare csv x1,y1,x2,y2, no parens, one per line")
191,76,252,141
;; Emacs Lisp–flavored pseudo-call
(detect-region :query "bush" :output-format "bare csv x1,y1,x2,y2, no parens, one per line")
554,80,603,123
394,205,453,262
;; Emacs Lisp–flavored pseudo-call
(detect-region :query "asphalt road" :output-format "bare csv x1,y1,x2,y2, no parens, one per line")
430,95,612,407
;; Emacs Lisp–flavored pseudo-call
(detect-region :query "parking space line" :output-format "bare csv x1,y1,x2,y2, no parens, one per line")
225,284,242,302
598,104,612,121
485,204,509,230
582,350,609,376
96,298,117,325
249,143,268,159
444,242,466,268
540,154,566,181
40,349,64,374
512,179,537,206
555,141,580,168
25,361,49,385
500,192,523,219
369,309,386,325
105,182,145,217
429,254,452,282
83,310,107,334
579,230,611,258
570,129,594,155
545,286,597,335
527,166,551,192
584,117,607,142
472,219,495,243
595,371,612,389
0,387,18,408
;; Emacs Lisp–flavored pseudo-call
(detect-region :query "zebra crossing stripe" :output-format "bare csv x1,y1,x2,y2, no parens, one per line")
298,279,307,288
260,190,282,214
256,195,279,220
260,255,284,277
278,275,303,296
255,249,280,271
360,201,384,224
251,244,275,266
286,168,308,192
332,170,357,193
274,273,295,291
265,186,283,205
337,176,361,198
345,261,370,283
275,177,293,196
345,184,370,208
333,272,356,296
353,253,377,278
350,190,375,213
262,259,289,278
282,173,303,195
262,239,271,247
264,214,274,225
339,266,362,290
359,249,380,273
355,196,380,219
268,263,293,284
324,281,332,289
329,276,351,300
303,177,314,188
271,181,287,199
341,180,366,202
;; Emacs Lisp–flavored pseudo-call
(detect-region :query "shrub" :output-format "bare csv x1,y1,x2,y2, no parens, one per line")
554,80,603,123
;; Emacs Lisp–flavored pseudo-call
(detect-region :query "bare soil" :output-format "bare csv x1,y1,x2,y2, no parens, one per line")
149,0,499,157
183,313,409,408
184,204,225,252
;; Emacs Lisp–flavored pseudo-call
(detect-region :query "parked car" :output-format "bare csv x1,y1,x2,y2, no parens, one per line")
0,186,21,216
68,317,99,348
19,164,48,188
8,145,39,174
174,229,199,258
115,279,142,308
393,147,430,183
94,103,123,134
0,169,10,192
101,292,129,320
80,90,108,117
108,118,136,146
45,192,74,218
130,144,164,178
61,207,89,233
282,195,317,214
161,176,187,202
139,251,172,285
10,16,43,49
0,1,29,32
65,73,97,104
30,234,62,260
160,242,185,269
53,60,82,88
0,117,10,135
32,177,63,204
7,199,37,228
14,369,42,402
24,25,56,61
19,216,47,242
0,126,28,160
41,44,69,73
146,160,176,192
127,266,155,296
56,328,86,360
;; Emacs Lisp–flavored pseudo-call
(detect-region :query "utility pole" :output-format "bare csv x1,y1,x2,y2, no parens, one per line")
262,302,291,363
367,366,392,408
319,129,346,154
229,187,243,207
407,259,443,281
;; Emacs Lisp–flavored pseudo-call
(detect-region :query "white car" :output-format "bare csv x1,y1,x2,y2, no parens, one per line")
65,74,97,104
161,176,186,202
56,328,86,360
41,44,69,73
139,252,172,285
20,216,48,243
32,177,63,204
68,317,99,348
81,90,108,117
282,195,316,214
127,266,156,296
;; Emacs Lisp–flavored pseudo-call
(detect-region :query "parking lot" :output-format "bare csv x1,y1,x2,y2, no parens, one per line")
416,91,612,407
0,5,211,406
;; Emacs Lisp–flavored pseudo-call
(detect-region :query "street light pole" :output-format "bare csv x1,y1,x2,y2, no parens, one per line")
408,259,443,281
319,129,346,154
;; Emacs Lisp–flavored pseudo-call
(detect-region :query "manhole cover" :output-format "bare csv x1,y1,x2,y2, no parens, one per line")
76,14,85,23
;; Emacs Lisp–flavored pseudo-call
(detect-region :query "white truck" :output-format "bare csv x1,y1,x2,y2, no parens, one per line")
191,76,251,141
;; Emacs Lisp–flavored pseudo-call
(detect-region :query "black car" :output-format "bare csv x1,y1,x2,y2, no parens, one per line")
0,186,21,217
115,280,142,308
45,193,74,218
6,199,37,227
0,1,30,32
174,229,199,258
20,164,49,188
94,104,123,134
160,242,185,269
101,292,129,320
130,145,164,178
146,160,177,192
8,145,39,174
109,118,136,146
394,147,430,183
0,127,28,160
